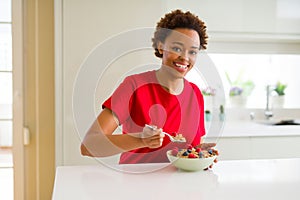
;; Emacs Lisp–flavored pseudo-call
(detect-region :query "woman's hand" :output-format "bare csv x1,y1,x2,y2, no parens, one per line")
197,143,219,169
141,125,165,148
199,143,217,151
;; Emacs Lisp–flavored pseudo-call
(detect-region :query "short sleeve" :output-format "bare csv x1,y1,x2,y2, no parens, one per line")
102,76,136,125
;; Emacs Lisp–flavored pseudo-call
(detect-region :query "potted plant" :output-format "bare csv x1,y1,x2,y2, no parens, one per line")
202,86,216,96
205,110,211,121
202,86,216,111
228,86,247,107
274,81,287,96
219,105,225,121
226,71,255,107
272,82,287,108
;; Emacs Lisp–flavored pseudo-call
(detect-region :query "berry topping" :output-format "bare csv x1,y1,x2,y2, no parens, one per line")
182,151,189,156
188,153,197,158
171,145,217,160
198,152,203,158
171,148,178,156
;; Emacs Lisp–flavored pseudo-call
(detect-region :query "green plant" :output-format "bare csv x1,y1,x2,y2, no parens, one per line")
274,82,287,96
202,86,216,96
205,110,211,121
205,110,211,114
219,105,225,121
226,71,255,97
219,105,224,114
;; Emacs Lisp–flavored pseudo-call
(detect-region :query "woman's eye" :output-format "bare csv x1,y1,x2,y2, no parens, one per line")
189,50,198,55
172,47,181,52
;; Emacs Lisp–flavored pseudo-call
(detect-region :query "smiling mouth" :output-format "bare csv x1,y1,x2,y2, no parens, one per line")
174,63,188,70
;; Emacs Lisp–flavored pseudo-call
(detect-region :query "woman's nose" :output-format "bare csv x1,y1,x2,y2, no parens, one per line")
179,50,189,60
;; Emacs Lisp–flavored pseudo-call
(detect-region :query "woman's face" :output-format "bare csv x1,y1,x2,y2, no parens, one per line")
158,28,200,78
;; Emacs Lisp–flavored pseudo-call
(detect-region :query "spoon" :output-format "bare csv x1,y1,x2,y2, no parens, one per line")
145,124,186,143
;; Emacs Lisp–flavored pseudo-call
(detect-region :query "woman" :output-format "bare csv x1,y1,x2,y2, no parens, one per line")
81,9,217,165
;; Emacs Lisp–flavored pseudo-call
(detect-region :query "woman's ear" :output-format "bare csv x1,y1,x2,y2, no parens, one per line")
157,41,164,55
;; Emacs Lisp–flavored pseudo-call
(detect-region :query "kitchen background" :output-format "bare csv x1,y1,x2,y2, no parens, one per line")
55,0,300,166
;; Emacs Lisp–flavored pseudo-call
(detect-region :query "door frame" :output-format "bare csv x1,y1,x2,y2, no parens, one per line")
12,0,25,199
54,0,64,167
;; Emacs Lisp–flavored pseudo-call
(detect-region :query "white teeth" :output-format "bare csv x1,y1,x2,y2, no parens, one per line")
175,63,188,69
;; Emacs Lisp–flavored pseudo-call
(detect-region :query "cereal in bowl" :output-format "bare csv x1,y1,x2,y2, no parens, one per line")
171,145,217,159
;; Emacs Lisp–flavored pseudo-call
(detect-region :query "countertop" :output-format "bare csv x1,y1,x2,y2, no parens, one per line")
52,158,300,200
205,120,300,138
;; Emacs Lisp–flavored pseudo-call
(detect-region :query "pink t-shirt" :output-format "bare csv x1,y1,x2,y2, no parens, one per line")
102,70,205,164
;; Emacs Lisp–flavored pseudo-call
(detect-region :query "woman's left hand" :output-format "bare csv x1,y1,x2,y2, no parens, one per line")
196,143,219,169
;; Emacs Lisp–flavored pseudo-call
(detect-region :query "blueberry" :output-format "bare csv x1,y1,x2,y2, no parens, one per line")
208,149,213,154
198,152,203,158
187,149,192,153
182,151,189,156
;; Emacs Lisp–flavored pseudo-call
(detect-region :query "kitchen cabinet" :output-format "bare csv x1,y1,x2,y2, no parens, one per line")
167,0,300,36
206,120,300,160
215,136,300,160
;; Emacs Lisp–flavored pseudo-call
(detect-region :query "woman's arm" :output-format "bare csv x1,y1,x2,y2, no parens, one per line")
80,108,164,157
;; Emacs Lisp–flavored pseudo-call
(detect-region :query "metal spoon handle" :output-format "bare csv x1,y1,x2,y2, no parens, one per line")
145,124,185,143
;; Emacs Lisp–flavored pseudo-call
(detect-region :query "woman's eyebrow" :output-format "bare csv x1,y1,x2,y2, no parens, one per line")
172,42,199,49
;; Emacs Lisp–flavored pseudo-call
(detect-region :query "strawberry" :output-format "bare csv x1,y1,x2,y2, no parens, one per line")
188,153,197,158
171,148,178,156
196,148,202,153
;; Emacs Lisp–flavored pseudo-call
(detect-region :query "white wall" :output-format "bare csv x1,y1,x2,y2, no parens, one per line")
56,0,300,166
57,0,169,165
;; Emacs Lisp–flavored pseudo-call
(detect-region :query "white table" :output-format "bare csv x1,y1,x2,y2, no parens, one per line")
52,158,300,200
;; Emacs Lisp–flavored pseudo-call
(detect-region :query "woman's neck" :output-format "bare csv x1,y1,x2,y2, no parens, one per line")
155,68,184,95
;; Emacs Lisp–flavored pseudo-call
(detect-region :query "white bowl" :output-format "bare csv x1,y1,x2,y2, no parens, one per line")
166,150,217,171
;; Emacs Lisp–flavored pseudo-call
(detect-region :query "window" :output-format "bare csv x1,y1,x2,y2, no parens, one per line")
0,0,12,147
209,53,300,108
